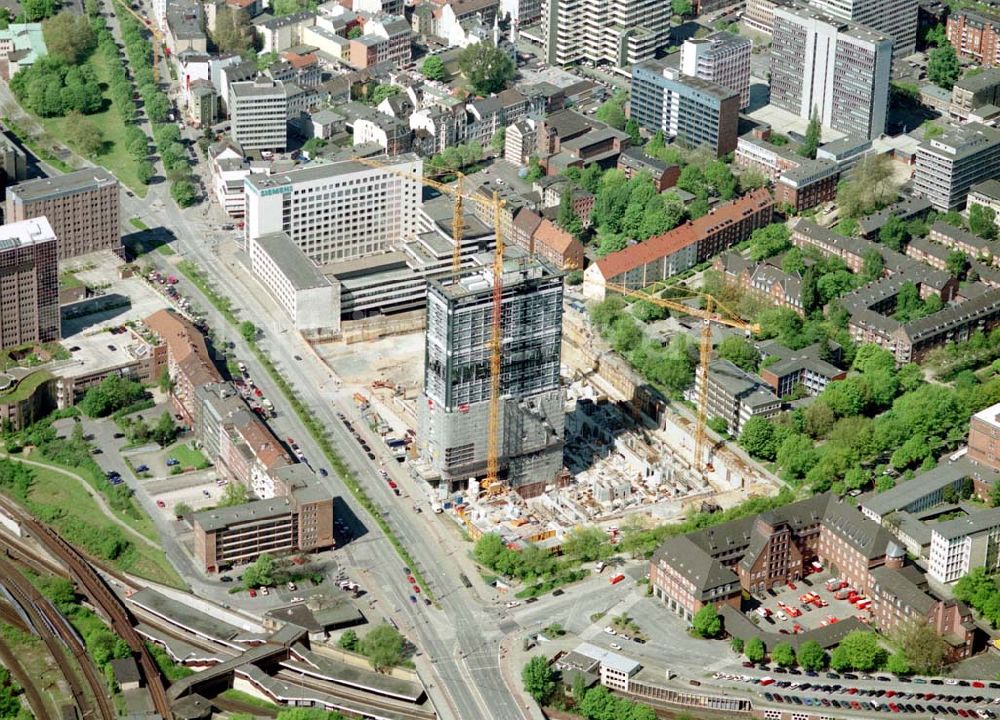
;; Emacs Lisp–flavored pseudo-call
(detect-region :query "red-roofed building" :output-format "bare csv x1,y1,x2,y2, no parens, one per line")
531,218,584,270
144,309,222,424
582,188,773,300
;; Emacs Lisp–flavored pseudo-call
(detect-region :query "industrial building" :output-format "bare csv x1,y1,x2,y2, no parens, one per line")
0,217,58,350
244,155,423,264
770,3,892,140
417,250,565,497
6,168,120,259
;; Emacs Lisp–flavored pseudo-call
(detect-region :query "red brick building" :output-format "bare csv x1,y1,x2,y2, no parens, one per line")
948,9,1000,68
144,309,222,425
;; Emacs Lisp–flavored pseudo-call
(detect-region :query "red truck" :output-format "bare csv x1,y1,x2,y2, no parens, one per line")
609,574,625,585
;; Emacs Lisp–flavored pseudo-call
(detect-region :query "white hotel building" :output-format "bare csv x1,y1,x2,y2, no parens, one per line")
243,155,423,264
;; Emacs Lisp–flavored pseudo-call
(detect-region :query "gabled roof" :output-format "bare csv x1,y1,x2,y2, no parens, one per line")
533,218,576,256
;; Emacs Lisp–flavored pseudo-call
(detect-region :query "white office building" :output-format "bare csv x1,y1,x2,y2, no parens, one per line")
680,31,753,110
229,77,288,152
808,0,918,61
770,3,893,140
927,509,1000,583
247,231,338,337
244,155,423,264
543,0,671,68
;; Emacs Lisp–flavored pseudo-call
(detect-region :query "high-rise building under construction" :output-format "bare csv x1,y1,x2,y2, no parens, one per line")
417,250,565,498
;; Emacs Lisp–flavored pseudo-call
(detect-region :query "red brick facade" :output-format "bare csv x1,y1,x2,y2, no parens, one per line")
948,9,1000,67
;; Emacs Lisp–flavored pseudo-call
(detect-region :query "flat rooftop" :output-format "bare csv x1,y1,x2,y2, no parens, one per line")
9,168,117,202
0,217,55,250
129,588,246,643
192,497,297,532
253,232,332,291
245,153,420,192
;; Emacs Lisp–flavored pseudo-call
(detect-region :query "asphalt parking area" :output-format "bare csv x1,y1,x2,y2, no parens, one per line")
755,573,873,636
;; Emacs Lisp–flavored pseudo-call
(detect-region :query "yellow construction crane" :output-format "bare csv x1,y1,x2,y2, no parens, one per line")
352,155,509,494
112,0,166,83
604,282,758,474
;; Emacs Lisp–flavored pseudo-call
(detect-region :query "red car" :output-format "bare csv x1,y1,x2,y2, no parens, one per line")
609,574,625,585
412,585,420,593
254,388,263,397
249,588,257,598
287,437,295,445
156,500,166,508
972,681,985,689
407,575,416,583
388,481,397,489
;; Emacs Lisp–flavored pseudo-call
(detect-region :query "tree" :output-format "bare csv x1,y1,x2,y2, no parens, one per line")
777,433,819,481
348,25,363,39
970,205,998,240
781,247,806,275
691,604,722,638
458,42,515,95
822,379,865,417
739,166,768,193
152,411,178,447
240,321,258,343
797,640,827,671
170,179,197,207
218,482,250,507
730,636,744,654
837,154,898,219
886,651,911,676
20,0,58,22
928,45,961,90
145,92,170,123
242,553,275,588
671,0,692,15
80,375,146,417
490,127,506,154
525,155,544,182
861,248,885,282
137,161,154,185
718,336,760,372
745,637,766,663
625,118,641,145
173,502,192,518
799,108,821,159
892,619,949,675
421,55,446,81
801,267,820,315
923,22,947,48
359,624,405,672
43,10,96,64
338,629,360,651
562,526,610,561
739,417,778,460
65,113,104,156
212,6,254,54
772,642,796,667
522,655,557,704
829,630,886,671
946,249,968,279
276,710,347,720
595,98,627,130
803,401,836,438
632,300,667,323
749,223,792,261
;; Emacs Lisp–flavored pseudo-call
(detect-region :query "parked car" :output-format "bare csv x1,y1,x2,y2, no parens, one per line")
136,464,149,472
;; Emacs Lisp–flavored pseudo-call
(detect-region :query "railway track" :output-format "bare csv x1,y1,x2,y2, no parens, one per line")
0,552,113,720
0,496,173,718
0,618,51,719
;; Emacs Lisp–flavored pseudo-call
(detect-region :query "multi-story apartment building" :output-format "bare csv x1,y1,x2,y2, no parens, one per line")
736,129,841,211
229,77,288,152
969,401,1000,472
6,168,120,259
0,134,26,198
913,123,1000,211
770,3,893,140
543,0,671,68
950,68,1000,122
502,0,542,25
928,509,1000,583
348,15,412,69
583,189,774,300
244,155,422,264
416,252,565,497
694,359,782,435
630,62,740,157
808,0,917,60
144,309,223,424
947,8,1000,68
0,218,58,349
757,340,847,397
745,0,780,35
680,31,752,109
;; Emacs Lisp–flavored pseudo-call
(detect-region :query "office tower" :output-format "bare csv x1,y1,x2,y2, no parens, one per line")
244,155,422,264
947,8,1000,68
229,77,288,152
543,0,671,68
630,61,740,157
808,0,918,60
913,123,1000,211
417,251,565,498
770,3,892,140
5,168,119,259
680,31,753,109
0,217,58,349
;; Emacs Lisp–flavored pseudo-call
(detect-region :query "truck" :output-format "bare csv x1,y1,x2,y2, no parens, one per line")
261,398,274,416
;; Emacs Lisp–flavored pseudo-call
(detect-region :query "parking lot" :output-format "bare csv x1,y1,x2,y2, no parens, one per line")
145,473,227,517
753,572,871,636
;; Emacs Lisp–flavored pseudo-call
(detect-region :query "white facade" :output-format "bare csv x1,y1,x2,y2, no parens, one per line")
210,145,251,217
808,0,918,61
230,78,288,151
770,4,893,140
544,0,671,67
244,156,423,264
680,32,752,110
248,231,339,336
927,511,1000,583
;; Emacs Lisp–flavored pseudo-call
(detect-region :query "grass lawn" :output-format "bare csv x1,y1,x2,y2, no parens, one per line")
170,442,211,470
218,689,280,710
129,217,148,230
19,457,184,588
38,50,147,197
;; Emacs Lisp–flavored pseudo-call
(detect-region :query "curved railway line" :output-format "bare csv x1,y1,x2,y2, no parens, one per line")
0,620,51,719
0,552,114,720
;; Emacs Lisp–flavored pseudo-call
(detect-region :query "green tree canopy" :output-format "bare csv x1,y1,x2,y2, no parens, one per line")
458,42,515,95
691,604,722,638
749,223,792,261
717,336,760,373
799,109,821,159
739,417,779,460
43,10,96,63
969,205,998,240
421,55,446,81
878,214,909,251
522,655,557,704
928,45,961,90
797,640,827,670
829,631,886,671
745,637,766,663
79,375,146,417
772,642,796,667
359,624,405,672
242,553,275,588
837,154,898,219
218,482,250,507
